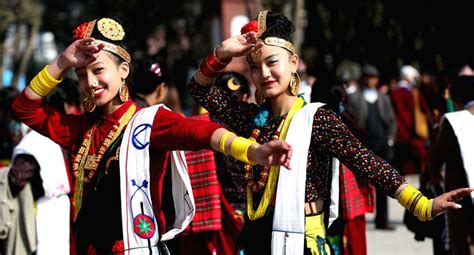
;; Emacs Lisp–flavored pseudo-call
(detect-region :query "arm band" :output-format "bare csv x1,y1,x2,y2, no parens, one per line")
230,137,257,165
219,131,235,155
397,184,433,221
29,65,62,97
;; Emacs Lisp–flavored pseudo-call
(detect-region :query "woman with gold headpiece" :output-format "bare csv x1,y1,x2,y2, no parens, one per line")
188,10,473,254
11,17,293,254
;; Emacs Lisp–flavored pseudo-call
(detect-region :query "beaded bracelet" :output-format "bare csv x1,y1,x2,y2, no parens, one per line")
30,65,63,97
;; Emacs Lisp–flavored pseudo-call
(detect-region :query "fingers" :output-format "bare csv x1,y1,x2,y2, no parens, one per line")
447,187,473,201
444,201,462,210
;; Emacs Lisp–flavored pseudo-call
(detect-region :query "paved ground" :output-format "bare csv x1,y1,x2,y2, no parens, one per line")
366,174,434,254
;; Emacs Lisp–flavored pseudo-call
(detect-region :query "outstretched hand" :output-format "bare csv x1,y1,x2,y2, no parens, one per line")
249,140,292,169
432,187,473,217
216,32,264,60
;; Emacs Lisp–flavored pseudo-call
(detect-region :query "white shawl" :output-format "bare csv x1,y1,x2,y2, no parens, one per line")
120,105,195,254
444,110,474,199
272,103,340,255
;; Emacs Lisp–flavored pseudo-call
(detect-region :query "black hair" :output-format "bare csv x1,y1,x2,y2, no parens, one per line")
45,77,81,114
450,75,474,104
259,11,295,44
132,59,169,95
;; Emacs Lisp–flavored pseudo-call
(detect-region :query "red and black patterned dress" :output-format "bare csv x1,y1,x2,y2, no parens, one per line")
189,78,406,253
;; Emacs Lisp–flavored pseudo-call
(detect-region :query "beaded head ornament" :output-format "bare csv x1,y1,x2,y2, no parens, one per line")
240,10,296,63
72,17,131,63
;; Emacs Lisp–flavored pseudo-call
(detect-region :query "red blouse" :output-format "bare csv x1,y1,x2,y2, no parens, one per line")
12,90,222,232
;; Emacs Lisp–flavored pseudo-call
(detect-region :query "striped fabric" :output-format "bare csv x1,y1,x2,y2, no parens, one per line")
184,113,222,232
339,163,375,220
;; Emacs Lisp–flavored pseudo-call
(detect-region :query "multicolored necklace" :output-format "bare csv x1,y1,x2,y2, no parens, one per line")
246,97,305,221
244,115,286,193
73,104,136,216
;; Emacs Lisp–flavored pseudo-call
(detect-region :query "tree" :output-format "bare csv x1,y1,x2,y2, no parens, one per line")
0,0,43,89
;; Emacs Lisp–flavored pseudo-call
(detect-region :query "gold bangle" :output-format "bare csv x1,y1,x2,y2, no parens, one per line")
219,131,235,155
230,137,257,165
29,65,62,97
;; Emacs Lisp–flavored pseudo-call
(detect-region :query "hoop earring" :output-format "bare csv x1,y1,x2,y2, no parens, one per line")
255,89,266,105
119,82,129,102
289,72,301,96
82,92,96,113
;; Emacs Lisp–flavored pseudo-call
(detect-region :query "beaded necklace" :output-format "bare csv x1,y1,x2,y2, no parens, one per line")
73,104,136,216
246,97,305,220
244,115,286,193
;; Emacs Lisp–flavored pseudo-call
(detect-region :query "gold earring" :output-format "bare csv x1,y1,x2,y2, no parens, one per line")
289,72,300,96
82,92,96,113
255,88,266,105
119,82,129,102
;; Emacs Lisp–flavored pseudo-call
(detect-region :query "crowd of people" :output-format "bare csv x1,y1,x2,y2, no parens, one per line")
0,9,473,255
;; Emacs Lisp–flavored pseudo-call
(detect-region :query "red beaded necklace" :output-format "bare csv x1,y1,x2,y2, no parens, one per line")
244,114,286,193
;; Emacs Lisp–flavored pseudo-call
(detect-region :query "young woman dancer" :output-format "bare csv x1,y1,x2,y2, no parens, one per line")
189,10,472,254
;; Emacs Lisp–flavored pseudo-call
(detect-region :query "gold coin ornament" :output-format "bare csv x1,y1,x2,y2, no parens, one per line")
97,18,125,41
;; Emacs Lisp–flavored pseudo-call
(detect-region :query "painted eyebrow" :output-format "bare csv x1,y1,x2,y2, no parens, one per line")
263,54,278,61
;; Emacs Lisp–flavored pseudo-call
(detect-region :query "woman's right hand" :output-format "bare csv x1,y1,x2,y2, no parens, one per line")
48,38,104,78
58,38,104,69
216,32,264,60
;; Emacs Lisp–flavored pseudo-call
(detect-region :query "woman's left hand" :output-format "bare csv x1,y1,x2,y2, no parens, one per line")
249,140,292,169
431,187,473,217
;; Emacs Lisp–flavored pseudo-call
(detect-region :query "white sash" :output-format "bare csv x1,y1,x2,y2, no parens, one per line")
120,105,195,254
272,103,340,255
444,110,474,199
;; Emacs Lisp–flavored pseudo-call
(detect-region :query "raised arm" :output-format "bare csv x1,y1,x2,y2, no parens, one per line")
11,38,101,152
188,32,265,135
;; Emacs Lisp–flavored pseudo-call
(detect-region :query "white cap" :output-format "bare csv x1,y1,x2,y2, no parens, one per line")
399,65,420,85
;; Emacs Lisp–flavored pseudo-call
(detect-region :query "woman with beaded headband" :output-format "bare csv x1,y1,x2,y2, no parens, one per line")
188,10,473,254
11,17,293,254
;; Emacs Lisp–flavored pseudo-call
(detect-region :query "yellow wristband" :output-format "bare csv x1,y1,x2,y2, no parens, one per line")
398,184,433,221
29,65,62,97
230,137,258,165
219,131,235,155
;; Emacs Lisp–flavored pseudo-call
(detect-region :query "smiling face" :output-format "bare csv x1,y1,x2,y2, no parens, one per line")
248,44,298,100
75,51,129,114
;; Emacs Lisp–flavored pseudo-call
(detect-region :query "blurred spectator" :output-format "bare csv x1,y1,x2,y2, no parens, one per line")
458,65,474,76
0,79,80,255
132,60,170,108
346,64,397,231
336,59,361,96
429,76,474,255
297,59,316,103
390,65,431,176
0,87,22,164
313,82,375,255
419,70,446,124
